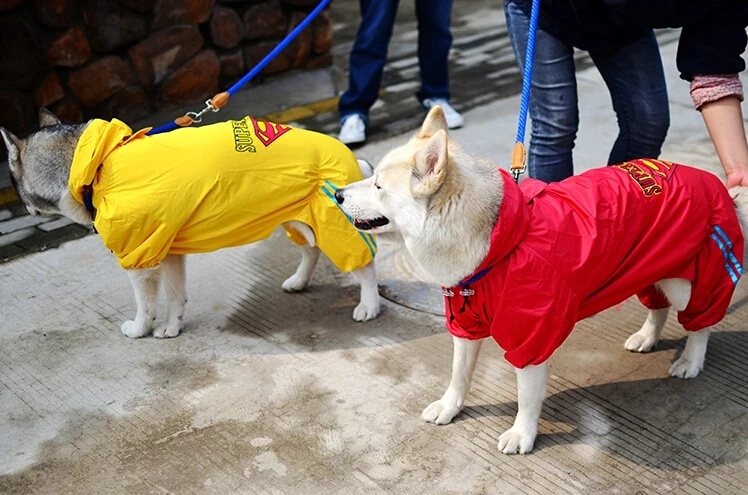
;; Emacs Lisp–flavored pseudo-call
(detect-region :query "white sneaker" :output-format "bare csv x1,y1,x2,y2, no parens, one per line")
422,98,464,129
338,114,366,144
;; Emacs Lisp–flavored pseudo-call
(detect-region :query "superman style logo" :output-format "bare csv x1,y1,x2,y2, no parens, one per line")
249,116,292,147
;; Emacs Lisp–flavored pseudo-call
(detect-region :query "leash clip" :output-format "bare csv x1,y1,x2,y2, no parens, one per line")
186,99,222,124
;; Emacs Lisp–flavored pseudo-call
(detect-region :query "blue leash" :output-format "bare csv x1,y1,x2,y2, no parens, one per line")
146,0,332,137
510,0,540,183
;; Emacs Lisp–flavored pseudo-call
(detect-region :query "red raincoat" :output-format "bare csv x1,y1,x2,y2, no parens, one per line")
444,160,743,369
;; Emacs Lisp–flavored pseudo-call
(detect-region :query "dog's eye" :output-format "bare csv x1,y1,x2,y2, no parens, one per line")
374,181,381,190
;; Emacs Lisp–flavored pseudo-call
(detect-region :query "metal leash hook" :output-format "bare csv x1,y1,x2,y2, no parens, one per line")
511,142,527,184
173,92,230,127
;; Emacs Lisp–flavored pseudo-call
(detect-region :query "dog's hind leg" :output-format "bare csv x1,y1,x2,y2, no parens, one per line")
283,244,321,292
122,265,162,338
154,255,186,339
625,307,669,352
282,221,321,292
655,278,709,378
422,336,483,425
351,261,380,321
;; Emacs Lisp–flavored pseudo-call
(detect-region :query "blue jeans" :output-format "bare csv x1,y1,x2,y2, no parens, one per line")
504,0,670,183
339,0,454,124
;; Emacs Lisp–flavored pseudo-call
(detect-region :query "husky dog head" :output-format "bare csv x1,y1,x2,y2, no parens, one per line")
335,106,503,286
1,109,90,224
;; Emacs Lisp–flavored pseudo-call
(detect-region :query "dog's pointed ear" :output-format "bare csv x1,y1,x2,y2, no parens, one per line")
38,108,61,128
0,127,23,177
416,106,448,139
412,129,448,197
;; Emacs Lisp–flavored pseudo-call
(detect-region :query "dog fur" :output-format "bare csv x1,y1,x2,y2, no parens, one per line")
335,106,748,455
1,109,380,339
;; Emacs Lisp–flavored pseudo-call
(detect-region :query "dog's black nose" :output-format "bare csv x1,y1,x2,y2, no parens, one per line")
334,189,344,204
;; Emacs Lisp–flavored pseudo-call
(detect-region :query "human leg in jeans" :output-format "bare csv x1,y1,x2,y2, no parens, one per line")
415,0,452,102
504,0,579,182
415,0,464,128
589,31,670,165
339,0,400,127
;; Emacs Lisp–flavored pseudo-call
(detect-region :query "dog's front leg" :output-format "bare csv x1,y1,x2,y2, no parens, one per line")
422,336,483,424
498,362,548,455
154,255,186,339
121,265,162,338
351,261,380,321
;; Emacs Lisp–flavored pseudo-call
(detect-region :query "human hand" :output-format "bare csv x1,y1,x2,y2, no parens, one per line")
726,167,748,189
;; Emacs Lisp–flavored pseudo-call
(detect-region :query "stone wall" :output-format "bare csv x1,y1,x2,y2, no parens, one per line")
0,0,333,156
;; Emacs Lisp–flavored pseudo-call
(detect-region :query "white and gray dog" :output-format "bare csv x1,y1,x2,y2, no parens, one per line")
2,109,381,338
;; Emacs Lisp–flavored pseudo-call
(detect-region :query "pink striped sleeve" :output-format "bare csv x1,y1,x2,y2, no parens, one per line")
690,74,744,110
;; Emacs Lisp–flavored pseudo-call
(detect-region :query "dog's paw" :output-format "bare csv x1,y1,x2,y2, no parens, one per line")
121,320,149,339
153,323,181,339
282,274,308,292
422,399,461,425
498,426,536,455
352,301,380,322
624,331,658,353
670,355,703,379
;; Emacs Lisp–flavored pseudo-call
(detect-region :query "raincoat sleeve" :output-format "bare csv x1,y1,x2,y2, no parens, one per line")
97,201,178,270
490,256,580,369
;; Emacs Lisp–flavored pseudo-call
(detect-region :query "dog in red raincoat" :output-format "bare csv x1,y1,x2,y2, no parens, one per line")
335,106,748,455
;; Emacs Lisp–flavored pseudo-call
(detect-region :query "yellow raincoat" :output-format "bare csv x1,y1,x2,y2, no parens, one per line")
69,117,376,271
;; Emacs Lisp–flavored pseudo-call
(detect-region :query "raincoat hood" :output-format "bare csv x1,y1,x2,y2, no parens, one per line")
68,119,145,205
452,170,532,287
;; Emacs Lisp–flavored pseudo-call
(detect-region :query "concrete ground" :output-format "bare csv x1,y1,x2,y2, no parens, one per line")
2,12,748,495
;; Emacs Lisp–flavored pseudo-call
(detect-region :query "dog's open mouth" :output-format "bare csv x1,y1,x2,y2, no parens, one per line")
353,216,389,231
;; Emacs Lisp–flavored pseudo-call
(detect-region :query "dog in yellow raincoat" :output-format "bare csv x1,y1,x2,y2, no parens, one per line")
1,109,380,339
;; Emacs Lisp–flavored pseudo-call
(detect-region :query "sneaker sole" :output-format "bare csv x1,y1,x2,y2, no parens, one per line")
338,132,366,145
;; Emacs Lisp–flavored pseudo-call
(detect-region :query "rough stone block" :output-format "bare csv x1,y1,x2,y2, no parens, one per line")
117,0,155,13
52,99,84,124
312,10,332,55
287,10,312,68
219,49,244,81
68,56,135,108
210,5,244,49
103,86,150,123
244,41,290,76
34,0,75,27
128,26,204,88
243,1,287,40
0,18,43,90
159,50,220,106
84,0,148,53
152,0,216,30
48,28,92,68
35,73,65,108
0,91,36,135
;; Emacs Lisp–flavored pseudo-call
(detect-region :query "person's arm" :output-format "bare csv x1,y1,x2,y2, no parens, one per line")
692,75,748,188
676,2,748,187
700,96,748,188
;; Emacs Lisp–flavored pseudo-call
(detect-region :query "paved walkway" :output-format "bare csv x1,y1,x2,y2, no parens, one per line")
2,2,748,493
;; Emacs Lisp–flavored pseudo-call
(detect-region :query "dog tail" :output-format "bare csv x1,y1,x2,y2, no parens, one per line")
730,186,748,243
357,159,374,179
